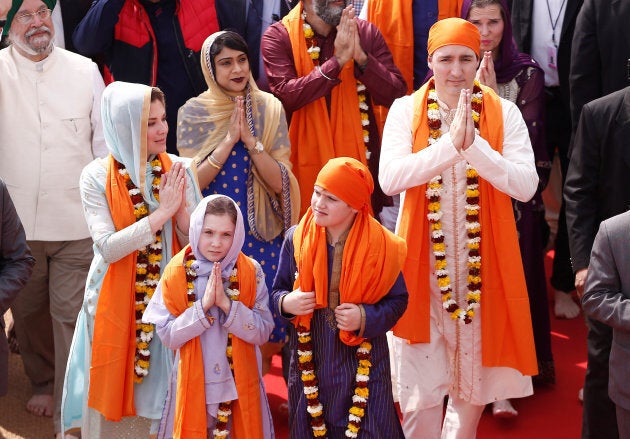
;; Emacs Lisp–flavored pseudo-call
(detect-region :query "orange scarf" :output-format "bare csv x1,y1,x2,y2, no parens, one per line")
366,0,413,137
293,208,406,346
88,153,180,420
394,82,537,375
439,0,465,19
282,4,366,215
161,246,263,439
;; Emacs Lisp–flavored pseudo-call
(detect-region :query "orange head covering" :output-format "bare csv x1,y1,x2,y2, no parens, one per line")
294,158,406,347
428,17,480,58
314,157,373,213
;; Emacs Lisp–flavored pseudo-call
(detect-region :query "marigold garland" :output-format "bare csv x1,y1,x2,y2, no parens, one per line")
302,12,371,160
185,251,240,439
426,80,483,324
296,323,372,438
118,157,163,382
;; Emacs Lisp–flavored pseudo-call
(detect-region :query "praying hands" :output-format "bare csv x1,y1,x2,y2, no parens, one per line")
449,88,476,152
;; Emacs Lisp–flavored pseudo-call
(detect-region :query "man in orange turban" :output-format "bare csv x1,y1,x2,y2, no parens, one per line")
270,157,409,437
379,17,539,438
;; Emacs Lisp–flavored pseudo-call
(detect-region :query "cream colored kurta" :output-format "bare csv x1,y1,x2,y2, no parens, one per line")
0,46,106,241
379,94,537,410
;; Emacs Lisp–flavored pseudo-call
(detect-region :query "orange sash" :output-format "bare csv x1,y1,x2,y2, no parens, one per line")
367,0,414,137
282,4,366,214
394,82,537,375
293,209,406,345
161,246,263,439
439,0,465,19
88,153,180,420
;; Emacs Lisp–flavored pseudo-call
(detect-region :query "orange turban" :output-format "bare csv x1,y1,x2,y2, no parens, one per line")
428,17,480,57
315,157,373,212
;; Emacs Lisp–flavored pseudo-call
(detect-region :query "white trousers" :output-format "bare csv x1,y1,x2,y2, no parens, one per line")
401,396,485,439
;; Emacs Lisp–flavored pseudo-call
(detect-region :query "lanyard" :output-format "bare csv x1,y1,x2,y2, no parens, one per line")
546,0,567,48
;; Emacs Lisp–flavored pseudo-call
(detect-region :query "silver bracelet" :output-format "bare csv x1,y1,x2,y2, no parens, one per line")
316,65,334,81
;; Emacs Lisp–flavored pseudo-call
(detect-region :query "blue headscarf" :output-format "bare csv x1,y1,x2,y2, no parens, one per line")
101,81,161,209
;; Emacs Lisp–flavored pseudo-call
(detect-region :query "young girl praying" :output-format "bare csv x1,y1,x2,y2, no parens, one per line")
143,194,275,439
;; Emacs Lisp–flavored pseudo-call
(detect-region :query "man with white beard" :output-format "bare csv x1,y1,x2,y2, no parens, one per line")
0,1,105,437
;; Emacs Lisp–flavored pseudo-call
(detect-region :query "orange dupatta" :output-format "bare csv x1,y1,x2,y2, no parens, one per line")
282,4,366,214
293,208,406,346
439,0,465,19
393,81,537,375
367,0,414,137
88,152,181,420
161,246,263,439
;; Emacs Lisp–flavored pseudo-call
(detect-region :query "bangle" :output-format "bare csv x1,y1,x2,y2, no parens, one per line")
357,304,366,337
316,65,334,81
207,153,223,170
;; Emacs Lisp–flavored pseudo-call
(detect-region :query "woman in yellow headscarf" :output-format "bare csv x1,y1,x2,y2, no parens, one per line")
178,31,300,372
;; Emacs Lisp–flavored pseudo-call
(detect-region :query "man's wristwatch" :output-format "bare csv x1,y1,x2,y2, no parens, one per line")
248,140,264,155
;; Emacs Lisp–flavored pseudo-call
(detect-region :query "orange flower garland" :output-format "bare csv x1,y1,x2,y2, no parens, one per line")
426,80,483,324
184,251,240,439
118,157,163,382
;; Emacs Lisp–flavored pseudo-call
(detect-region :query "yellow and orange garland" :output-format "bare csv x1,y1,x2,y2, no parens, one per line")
184,251,240,439
296,323,372,438
302,13,371,159
426,80,483,324
118,157,163,382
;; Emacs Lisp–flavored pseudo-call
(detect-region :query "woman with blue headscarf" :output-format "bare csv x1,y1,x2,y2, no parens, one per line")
61,81,201,437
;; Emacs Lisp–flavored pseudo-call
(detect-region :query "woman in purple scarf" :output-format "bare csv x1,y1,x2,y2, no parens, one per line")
462,0,554,418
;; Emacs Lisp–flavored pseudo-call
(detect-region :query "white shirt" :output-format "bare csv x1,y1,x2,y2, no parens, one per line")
380,93,537,406
531,0,567,87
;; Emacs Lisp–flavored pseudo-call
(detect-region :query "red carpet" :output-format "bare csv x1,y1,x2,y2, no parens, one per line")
263,251,587,438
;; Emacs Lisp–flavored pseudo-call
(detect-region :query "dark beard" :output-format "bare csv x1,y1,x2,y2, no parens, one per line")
314,0,346,26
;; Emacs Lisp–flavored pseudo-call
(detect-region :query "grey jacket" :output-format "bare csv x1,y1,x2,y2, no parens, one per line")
582,210,630,410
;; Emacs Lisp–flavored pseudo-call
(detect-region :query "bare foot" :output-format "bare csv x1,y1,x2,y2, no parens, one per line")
554,290,581,319
26,393,53,417
492,399,518,418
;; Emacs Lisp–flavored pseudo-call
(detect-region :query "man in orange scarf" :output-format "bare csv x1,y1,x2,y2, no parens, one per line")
261,0,406,218
379,18,539,438
271,157,408,438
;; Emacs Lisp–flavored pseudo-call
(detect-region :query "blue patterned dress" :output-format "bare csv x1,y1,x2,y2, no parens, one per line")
202,141,287,343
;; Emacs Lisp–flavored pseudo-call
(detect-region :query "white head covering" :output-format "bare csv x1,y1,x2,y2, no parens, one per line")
101,81,157,204
188,194,245,278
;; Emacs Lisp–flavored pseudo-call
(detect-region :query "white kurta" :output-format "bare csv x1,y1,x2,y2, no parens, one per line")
379,94,537,410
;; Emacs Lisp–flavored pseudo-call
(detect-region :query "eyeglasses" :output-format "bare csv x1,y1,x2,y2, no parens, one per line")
15,8,52,25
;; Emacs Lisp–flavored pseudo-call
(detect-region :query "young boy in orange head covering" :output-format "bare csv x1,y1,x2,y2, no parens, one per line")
271,157,408,438
379,17,539,438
